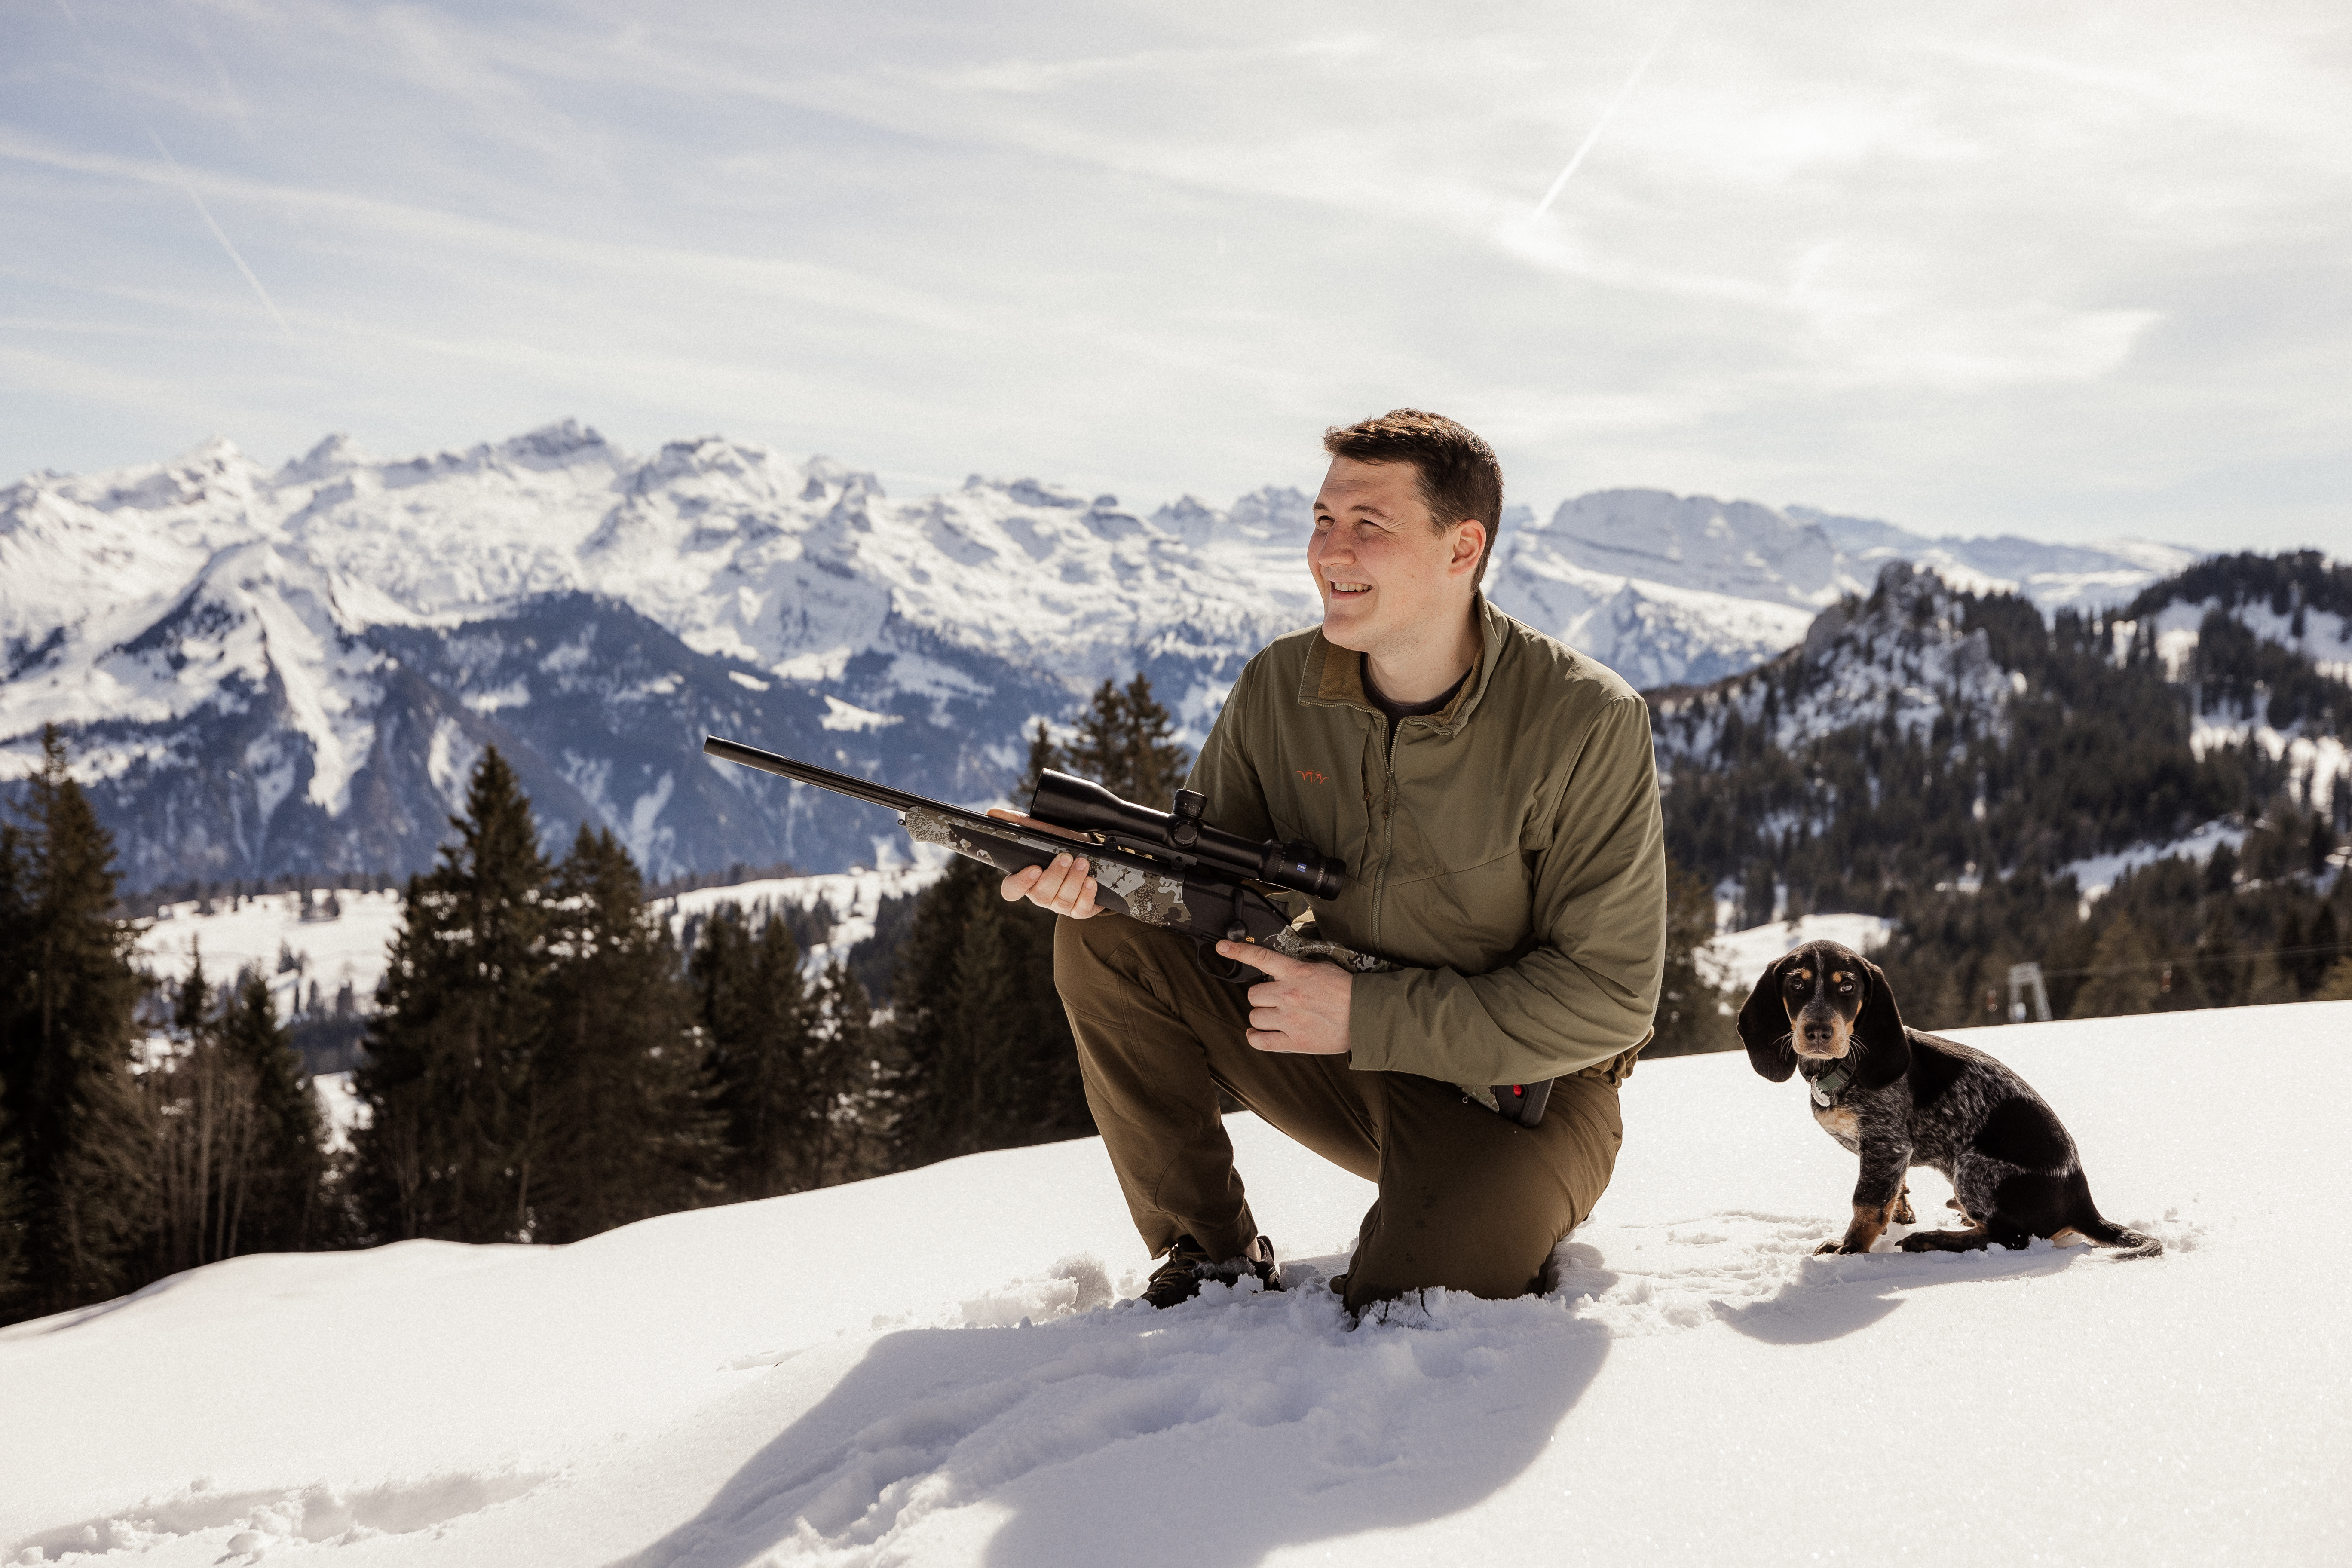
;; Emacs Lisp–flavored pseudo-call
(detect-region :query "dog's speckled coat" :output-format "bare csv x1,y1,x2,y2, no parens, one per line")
1739,941,2160,1258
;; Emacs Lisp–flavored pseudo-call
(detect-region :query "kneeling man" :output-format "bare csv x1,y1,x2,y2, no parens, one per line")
1003,409,1666,1314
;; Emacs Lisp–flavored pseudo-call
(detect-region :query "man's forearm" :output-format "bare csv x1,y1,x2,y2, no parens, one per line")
1346,940,1661,1084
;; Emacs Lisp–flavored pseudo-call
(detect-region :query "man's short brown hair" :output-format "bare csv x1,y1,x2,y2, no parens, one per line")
1322,408,1504,587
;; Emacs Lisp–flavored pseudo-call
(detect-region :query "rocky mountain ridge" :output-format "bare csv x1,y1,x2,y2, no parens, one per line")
1,422,2205,887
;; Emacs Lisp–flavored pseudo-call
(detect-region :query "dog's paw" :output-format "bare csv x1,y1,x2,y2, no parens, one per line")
1815,1239,1865,1256
1896,1232,1935,1253
1892,1195,1917,1226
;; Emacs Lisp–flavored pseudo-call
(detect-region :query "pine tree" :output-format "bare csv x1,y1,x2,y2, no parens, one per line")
2195,906,2244,1007
2068,916,2161,1019
1061,674,1190,807
0,1089,22,1309
891,861,1087,1164
0,727,156,1322
1647,859,1736,1057
2242,952,2300,1007
216,968,325,1253
1014,719,1061,805
815,962,903,1181
802,960,877,1186
888,859,987,1163
693,903,809,1200
152,965,326,1269
1115,674,1190,809
353,748,551,1244
2295,905,2339,995
531,826,713,1242
1062,680,1127,793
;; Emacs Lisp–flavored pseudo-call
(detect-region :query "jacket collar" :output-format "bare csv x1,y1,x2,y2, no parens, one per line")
1296,591,1509,736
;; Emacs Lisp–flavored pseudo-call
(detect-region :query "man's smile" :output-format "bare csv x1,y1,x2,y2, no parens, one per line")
1329,581,1372,596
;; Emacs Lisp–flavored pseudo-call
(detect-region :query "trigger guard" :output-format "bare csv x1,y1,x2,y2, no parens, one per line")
1193,940,1269,987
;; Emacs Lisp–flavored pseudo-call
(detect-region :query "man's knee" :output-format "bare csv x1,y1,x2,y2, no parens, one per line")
1342,1074,1622,1310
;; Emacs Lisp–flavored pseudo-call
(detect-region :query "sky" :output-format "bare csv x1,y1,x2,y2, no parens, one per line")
3,1,2348,555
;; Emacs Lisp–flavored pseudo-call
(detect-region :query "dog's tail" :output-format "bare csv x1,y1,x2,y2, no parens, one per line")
2075,1213,2162,1259
2067,1173,2162,1258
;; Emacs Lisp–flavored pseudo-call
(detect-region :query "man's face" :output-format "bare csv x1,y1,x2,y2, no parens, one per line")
1308,456,1481,655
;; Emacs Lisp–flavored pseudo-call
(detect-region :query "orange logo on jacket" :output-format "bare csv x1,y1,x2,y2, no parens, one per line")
1295,769,1329,784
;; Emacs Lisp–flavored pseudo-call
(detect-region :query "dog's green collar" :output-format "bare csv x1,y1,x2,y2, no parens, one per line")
1807,1060,1855,1108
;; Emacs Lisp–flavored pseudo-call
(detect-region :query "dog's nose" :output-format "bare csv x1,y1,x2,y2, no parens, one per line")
1802,1022,1834,1046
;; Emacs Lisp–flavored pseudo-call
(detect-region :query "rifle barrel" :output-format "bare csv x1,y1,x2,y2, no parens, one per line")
701,735,941,819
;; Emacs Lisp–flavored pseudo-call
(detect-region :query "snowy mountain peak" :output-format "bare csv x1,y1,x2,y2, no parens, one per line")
275,432,376,486
1654,561,2016,772
1790,505,2200,613
1527,489,1854,610
2,425,2211,886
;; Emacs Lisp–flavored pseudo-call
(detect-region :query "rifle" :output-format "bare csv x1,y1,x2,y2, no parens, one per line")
699,734,1553,1127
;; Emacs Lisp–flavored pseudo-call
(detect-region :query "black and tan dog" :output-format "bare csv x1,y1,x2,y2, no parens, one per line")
1740,941,2160,1259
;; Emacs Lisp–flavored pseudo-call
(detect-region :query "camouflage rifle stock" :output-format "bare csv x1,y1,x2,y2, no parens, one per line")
699,734,1553,1127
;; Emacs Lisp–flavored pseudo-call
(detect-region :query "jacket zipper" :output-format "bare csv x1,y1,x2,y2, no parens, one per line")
1372,716,1400,951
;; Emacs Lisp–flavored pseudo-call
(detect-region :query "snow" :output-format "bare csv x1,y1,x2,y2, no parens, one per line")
657,867,942,974
2063,819,2247,903
134,890,407,1022
2189,715,2352,811
5,431,2203,804
1654,563,2017,772
9,1002,2340,1567
1696,913,1896,992
1793,507,2200,615
129,870,948,1017
311,1070,368,1155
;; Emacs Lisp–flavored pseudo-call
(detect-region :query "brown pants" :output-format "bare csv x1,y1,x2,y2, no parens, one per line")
1054,913,1627,1314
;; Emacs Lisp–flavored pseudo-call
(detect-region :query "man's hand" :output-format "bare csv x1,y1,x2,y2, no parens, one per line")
989,808,1102,918
1218,942,1352,1056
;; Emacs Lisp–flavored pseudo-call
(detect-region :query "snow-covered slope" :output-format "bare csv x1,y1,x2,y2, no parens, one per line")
136,888,407,1023
2,429,2202,886
3,1004,2340,1566
1794,505,2199,613
131,870,945,1042
1651,560,2019,775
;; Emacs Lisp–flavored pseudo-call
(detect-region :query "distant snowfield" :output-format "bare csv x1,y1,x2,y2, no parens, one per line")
2063,819,2247,904
135,891,407,1011
657,865,942,972
131,869,944,1011
1697,913,1894,993
7,1004,2344,1566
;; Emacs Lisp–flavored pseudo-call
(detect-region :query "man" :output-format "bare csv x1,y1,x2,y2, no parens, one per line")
1001,409,1666,1315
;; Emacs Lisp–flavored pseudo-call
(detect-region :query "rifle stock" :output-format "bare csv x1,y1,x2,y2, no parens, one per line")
699,734,1552,1126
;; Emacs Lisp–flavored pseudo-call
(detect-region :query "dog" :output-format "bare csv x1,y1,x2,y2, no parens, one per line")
1739,940,2160,1259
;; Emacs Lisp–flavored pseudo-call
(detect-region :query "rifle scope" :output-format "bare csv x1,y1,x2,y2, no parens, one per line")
1030,769,1345,900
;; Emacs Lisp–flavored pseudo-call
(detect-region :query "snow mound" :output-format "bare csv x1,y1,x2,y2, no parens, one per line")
3,1005,2341,1567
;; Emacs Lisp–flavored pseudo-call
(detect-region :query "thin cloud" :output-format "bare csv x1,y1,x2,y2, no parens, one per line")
2,1,2347,553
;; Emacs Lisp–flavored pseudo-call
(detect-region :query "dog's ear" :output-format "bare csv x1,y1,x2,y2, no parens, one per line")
1737,958,1798,1082
1853,955,1911,1088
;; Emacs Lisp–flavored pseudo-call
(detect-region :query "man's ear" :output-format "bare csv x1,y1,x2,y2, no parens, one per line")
1449,519,1487,576
1737,959,1797,1082
1853,956,1911,1088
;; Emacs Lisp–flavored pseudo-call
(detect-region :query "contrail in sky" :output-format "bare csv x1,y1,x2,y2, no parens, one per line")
54,0,297,343
1530,9,1688,221
140,125,297,342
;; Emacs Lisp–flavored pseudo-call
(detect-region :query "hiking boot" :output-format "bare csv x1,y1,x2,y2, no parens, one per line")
1142,1234,1284,1308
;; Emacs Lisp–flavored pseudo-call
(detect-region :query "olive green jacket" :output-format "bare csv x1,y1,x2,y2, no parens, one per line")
1186,594,1666,1086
